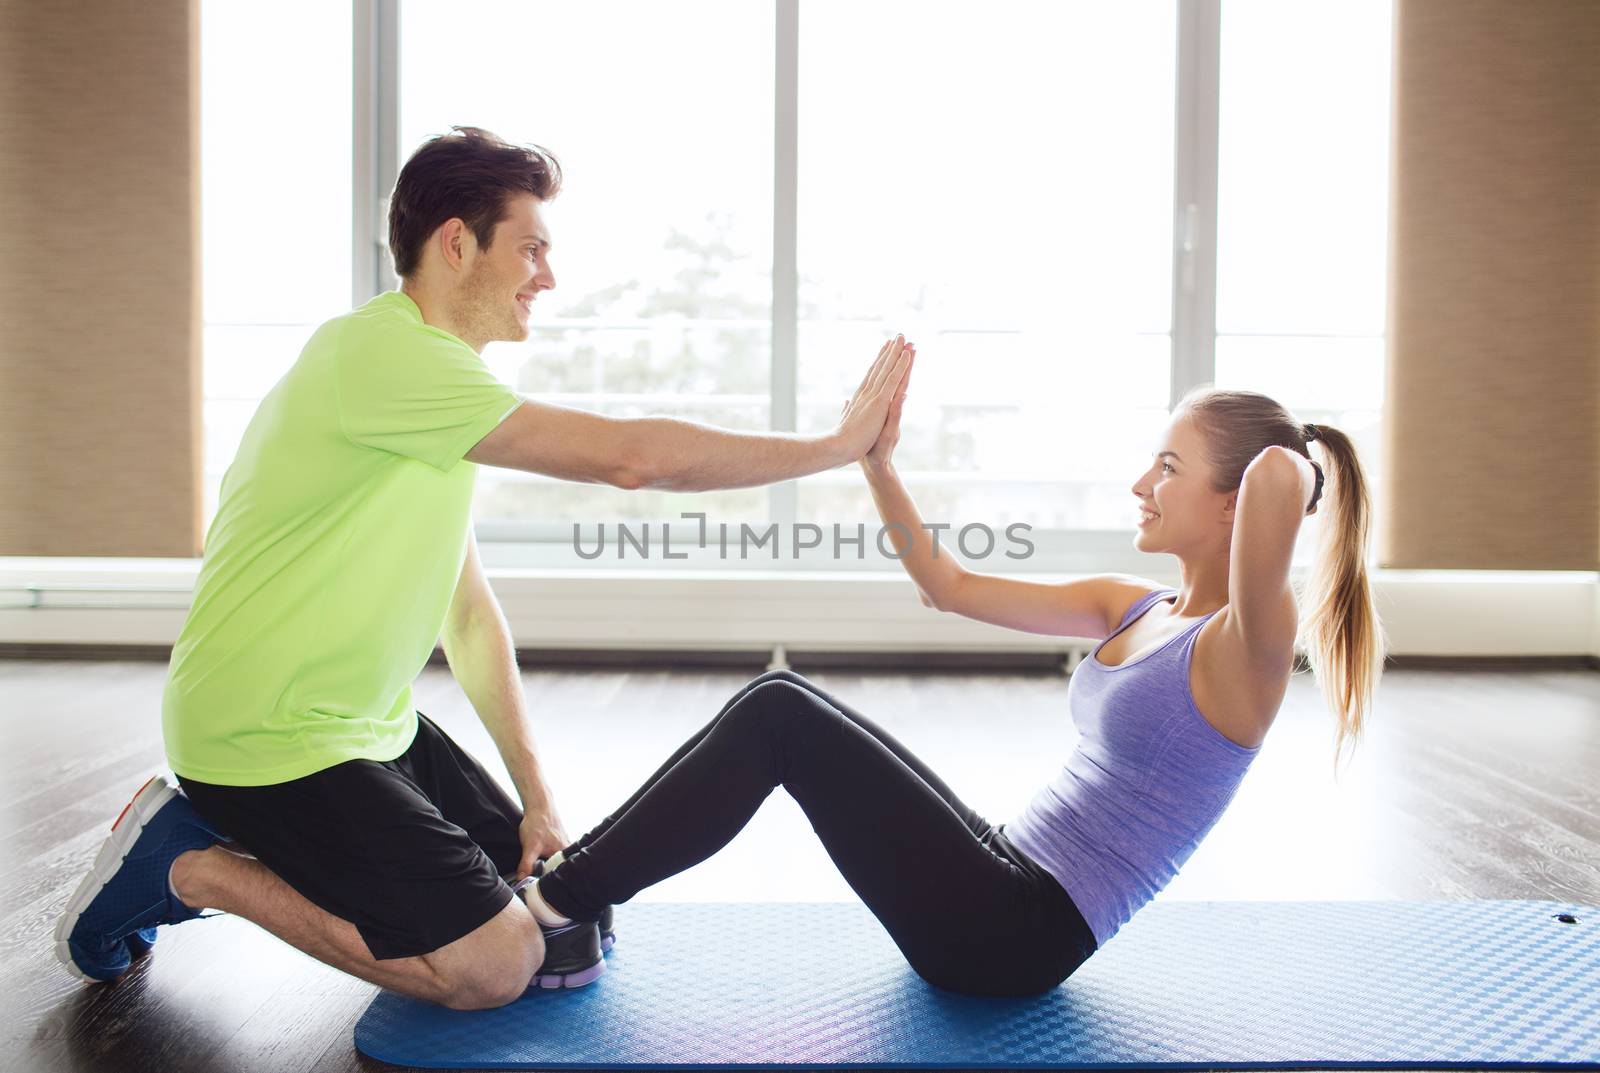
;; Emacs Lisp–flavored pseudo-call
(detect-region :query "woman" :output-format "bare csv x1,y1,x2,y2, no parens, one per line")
522,343,1387,997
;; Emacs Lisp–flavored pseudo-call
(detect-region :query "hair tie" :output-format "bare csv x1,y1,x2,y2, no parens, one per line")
1307,460,1325,515
1303,422,1319,443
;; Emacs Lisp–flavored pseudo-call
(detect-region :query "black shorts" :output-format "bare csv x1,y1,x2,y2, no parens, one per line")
177,711,523,960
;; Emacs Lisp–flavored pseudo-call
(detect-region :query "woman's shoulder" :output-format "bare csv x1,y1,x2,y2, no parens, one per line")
1101,575,1175,630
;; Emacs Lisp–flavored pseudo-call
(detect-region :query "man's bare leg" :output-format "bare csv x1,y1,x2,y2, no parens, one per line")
168,844,544,1010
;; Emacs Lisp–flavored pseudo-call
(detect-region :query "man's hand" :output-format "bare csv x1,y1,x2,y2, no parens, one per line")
514,806,570,883
862,342,914,472
834,335,914,463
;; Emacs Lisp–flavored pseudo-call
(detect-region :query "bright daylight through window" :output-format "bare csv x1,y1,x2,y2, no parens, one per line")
200,0,1391,570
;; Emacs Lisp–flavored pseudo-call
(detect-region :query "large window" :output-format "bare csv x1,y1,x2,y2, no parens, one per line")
401,0,774,535
1214,0,1393,558
795,2,1175,533
200,1,351,525
201,0,1392,570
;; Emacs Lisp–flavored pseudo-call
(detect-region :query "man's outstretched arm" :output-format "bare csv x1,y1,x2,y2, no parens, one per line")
465,336,912,491
439,530,564,879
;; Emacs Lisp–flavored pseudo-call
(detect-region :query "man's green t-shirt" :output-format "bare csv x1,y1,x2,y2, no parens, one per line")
162,291,523,786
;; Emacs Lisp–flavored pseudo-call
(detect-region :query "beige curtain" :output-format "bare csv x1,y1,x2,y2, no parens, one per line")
1381,0,1600,570
0,0,202,557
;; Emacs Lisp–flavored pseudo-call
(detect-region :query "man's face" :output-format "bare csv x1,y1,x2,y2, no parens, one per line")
459,193,556,345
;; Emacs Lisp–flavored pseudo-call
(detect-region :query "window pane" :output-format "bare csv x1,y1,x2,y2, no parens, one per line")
481,324,770,526
1214,335,1384,413
1215,336,1386,562
400,1,774,538
1216,0,1393,336
1215,1,1393,566
796,1,1176,533
797,327,1172,530
200,0,351,525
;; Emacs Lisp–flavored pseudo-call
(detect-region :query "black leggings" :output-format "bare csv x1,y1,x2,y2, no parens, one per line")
539,670,1097,996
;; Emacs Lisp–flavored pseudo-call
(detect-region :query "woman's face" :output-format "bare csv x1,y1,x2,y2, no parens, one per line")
1130,412,1235,554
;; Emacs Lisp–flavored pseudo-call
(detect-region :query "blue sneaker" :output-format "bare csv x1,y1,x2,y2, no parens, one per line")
124,926,160,957
54,774,228,983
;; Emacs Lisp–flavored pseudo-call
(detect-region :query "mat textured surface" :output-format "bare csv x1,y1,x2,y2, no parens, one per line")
354,900,1600,1069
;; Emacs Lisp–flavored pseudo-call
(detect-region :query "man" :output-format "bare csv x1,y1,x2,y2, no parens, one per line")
53,127,912,1011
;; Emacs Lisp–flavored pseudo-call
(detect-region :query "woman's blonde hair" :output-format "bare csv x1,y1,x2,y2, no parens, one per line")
1176,387,1389,770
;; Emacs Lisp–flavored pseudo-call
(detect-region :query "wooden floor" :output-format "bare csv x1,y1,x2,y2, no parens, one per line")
2,658,1598,1072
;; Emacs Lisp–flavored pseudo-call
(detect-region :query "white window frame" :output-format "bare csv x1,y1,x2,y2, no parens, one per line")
352,0,1224,575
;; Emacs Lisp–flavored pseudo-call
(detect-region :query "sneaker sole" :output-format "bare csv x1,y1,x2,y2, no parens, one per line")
52,774,178,983
601,933,615,955
530,957,606,990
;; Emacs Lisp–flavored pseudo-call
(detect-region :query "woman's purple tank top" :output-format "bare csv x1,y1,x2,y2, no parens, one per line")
1006,586,1261,947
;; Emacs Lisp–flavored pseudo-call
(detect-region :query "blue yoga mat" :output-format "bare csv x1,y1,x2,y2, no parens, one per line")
354,900,1600,1069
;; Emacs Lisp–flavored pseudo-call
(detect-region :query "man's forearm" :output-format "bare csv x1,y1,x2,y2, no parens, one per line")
625,417,853,492
438,608,552,810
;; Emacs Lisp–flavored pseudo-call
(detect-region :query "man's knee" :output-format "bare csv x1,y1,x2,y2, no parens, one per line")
438,936,542,1010
426,895,545,1010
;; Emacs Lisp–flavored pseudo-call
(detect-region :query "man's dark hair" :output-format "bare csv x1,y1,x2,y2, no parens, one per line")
388,126,562,278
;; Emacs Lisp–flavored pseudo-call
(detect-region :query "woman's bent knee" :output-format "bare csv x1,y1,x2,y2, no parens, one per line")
753,668,814,691
723,680,818,735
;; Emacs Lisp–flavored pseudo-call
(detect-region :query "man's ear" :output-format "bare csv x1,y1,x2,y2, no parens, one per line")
436,217,474,273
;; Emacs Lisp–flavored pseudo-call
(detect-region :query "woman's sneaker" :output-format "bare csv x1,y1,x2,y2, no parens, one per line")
54,774,228,983
529,920,605,990
534,853,616,953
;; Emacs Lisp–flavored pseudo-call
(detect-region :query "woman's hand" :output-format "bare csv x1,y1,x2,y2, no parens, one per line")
861,342,914,472
834,335,912,463
1250,445,1319,516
